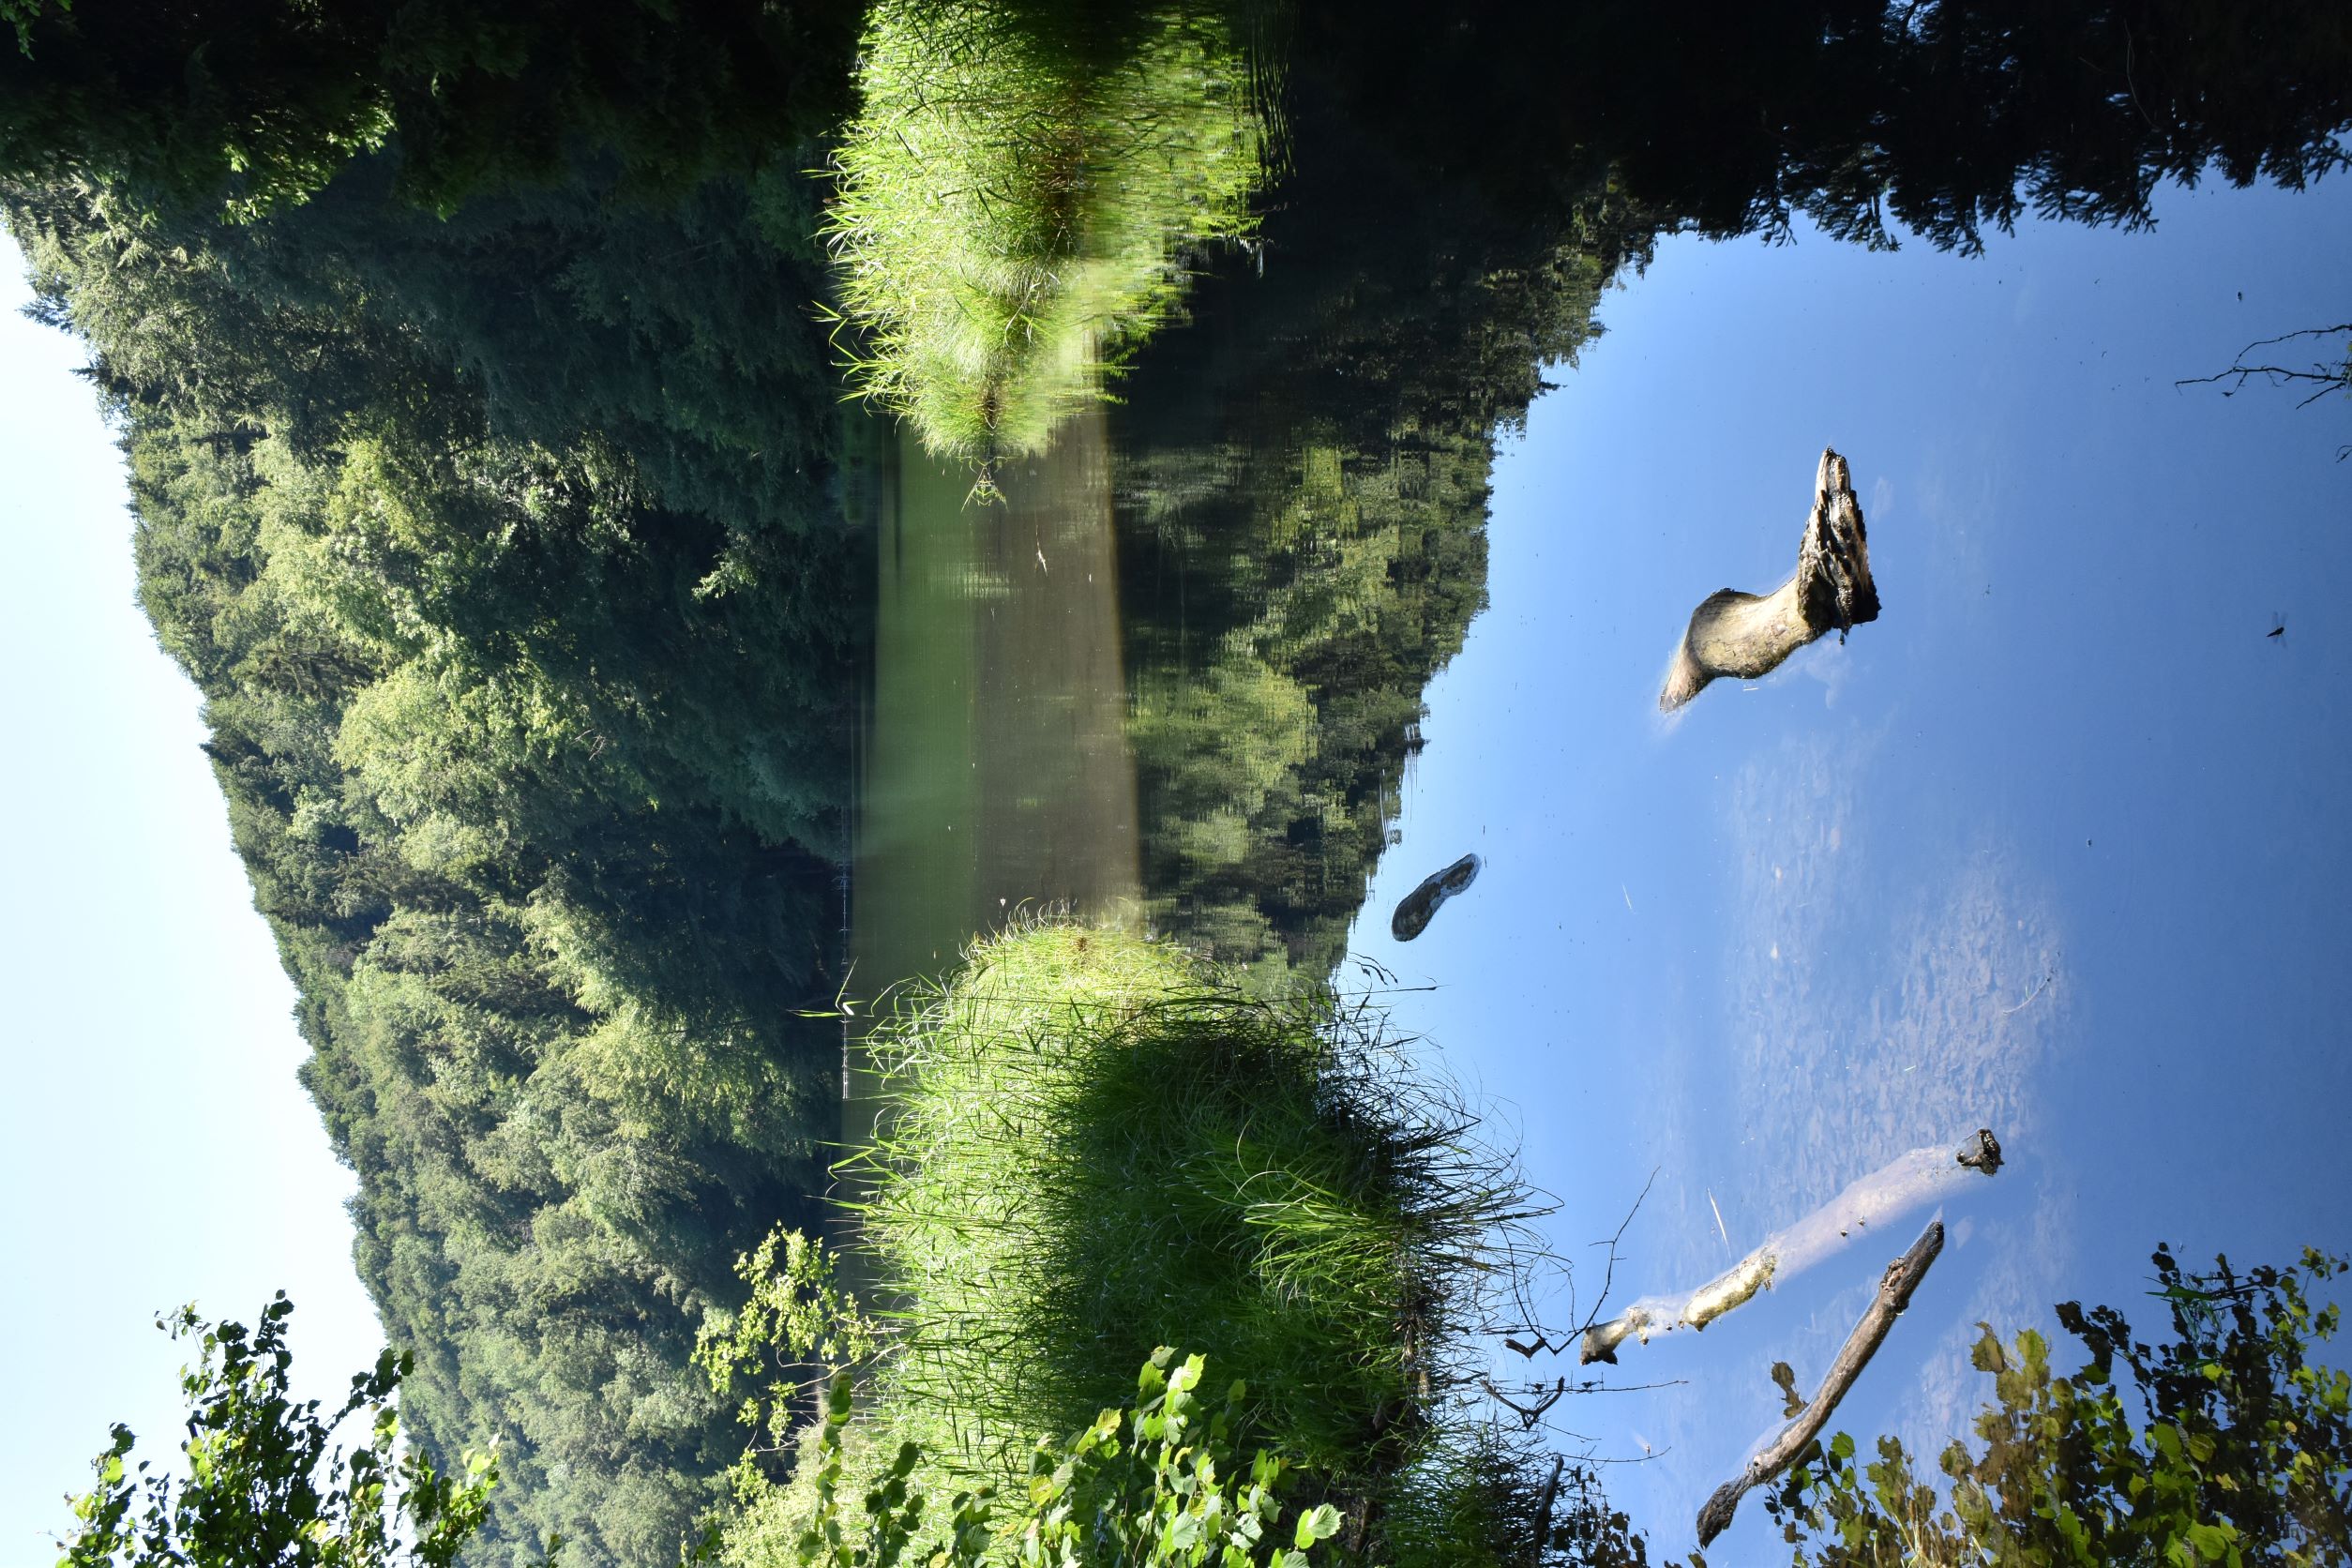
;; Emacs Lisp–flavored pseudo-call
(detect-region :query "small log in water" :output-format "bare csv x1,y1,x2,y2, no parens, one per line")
1660,447,1880,712
1580,1130,1998,1364
1392,852,1483,941
1694,1220,1944,1546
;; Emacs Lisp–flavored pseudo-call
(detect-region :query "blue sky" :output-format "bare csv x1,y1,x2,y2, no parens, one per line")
0,246,383,1553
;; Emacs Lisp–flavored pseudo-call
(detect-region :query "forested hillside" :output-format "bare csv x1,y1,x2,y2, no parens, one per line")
15,3,2352,1564
1111,45,1653,976
7,159,867,1564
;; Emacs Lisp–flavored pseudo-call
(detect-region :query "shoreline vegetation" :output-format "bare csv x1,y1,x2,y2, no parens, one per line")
683,926,2352,1568
704,922,1608,1568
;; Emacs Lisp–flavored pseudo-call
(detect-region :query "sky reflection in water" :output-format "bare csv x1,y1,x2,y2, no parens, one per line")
1357,179,2352,1553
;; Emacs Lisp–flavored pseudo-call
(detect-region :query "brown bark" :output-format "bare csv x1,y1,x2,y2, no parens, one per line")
1661,447,1879,712
1694,1220,1944,1547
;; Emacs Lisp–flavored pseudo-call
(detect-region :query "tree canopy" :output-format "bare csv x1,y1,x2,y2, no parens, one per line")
58,1296,495,1568
0,0,860,218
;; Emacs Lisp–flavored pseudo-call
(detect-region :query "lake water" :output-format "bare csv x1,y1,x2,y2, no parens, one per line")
849,163,2352,1562
10,4,2350,1560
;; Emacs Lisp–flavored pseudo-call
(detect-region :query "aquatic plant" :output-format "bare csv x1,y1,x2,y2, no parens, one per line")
824,0,1268,480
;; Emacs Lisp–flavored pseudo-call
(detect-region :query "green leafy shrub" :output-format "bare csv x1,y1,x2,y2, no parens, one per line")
1764,1246,2352,1567
744,1349,1343,1568
698,925,1565,1568
58,1295,494,1568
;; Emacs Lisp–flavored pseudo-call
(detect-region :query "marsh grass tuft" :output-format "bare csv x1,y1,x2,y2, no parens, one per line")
847,923,1546,1496
824,1,1268,480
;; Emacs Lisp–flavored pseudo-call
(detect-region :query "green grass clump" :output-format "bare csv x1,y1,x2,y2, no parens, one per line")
824,0,1267,477
711,923,1606,1568
847,923,1527,1483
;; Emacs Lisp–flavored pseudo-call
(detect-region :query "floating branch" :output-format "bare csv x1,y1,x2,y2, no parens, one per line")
1694,1219,1945,1546
1661,447,1879,712
1580,1130,1998,1364
1529,1454,1564,1568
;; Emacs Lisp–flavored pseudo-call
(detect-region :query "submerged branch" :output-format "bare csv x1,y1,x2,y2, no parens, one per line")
1694,1219,1945,1546
1579,1130,1998,1364
2176,323,2352,400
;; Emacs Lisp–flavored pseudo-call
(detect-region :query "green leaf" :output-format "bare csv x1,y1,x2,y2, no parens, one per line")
1293,1504,1342,1549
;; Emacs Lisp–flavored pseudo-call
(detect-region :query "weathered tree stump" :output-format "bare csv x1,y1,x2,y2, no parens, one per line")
1660,447,1879,712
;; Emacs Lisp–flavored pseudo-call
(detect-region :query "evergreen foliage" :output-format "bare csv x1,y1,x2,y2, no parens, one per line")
0,0,861,218
1108,69,1649,976
1290,0,2352,258
7,155,866,1567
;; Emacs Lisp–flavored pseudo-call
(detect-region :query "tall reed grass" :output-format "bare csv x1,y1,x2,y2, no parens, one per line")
850,925,1539,1500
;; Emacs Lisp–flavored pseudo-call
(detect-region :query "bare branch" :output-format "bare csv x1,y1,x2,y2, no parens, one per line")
1694,1219,1945,1547
1582,1131,1998,1364
2177,323,2352,402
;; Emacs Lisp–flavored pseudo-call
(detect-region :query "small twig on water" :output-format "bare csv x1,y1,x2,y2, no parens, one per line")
2003,972,2054,1016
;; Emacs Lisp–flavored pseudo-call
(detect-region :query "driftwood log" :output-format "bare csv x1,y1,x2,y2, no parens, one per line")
1660,447,1879,712
1581,1130,1998,1364
1695,1220,1945,1546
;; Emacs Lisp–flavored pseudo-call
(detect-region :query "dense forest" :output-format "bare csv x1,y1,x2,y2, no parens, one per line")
5,159,868,1561
11,1,2352,1564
